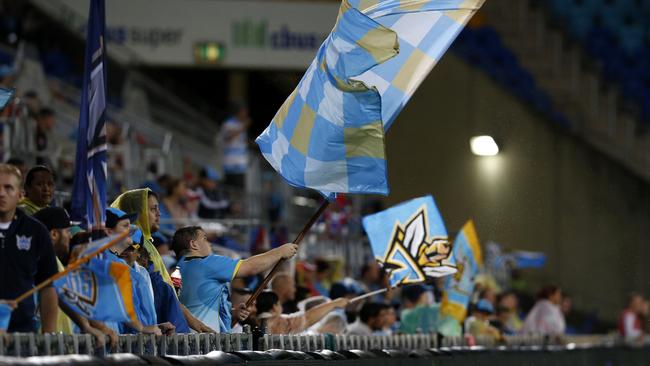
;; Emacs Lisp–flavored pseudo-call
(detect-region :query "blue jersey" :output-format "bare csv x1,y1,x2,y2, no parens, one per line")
178,255,241,332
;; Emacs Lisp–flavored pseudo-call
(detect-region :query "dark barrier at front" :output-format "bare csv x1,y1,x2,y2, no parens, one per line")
0,332,647,365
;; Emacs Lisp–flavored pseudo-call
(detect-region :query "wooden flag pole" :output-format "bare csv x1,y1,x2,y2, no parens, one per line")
14,230,130,304
234,200,330,326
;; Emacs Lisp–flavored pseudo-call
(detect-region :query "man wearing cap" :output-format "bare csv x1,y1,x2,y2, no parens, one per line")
465,299,501,340
33,207,117,348
0,164,58,333
111,188,214,332
104,207,140,257
196,167,229,219
104,207,175,336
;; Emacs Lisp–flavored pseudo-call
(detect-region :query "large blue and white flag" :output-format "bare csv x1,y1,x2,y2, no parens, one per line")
71,0,108,229
363,195,456,286
257,0,484,196
53,235,141,324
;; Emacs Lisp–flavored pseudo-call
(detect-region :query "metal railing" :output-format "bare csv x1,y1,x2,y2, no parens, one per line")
0,331,638,358
0,332,253,357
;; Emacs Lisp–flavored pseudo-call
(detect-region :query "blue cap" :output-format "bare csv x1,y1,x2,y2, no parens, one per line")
203,167,221,181
152,232,169,247
105,207,138,229
130,228,144,247
476,299,495,314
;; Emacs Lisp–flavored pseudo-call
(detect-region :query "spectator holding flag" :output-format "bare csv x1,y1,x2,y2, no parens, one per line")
112,188,213,332
256,290,348,335
33,207,116,348
171,226,299,332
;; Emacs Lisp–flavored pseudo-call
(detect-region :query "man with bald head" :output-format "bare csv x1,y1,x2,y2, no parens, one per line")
271,272,297,314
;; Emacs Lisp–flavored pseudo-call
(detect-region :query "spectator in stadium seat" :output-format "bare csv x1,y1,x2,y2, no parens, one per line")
18,165,54,215
379,305,397,335
34,107,56,165
231,287,254,333
33,207,117,348
160,177,194,234
196,167,229,219
399,284,439,334
152,232,175,270
22,90,42,120
111,188,212,333
271,272,297,314
618,293,645,343
97,209,174,336
171,226,299,332
466,299,501,340
359,262,383,301
0,164,58,333
256,290,348,335
313,259,331,297
496,291,523,334
521,285,565,336
135,239,190,334
346,302,389,336
218,101,250,188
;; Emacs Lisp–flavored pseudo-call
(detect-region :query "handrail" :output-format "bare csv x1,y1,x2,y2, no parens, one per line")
0,332,643,357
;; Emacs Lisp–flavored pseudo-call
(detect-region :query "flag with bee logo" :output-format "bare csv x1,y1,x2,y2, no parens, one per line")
362,195,456,286
440,220,483,322
53,235,142,324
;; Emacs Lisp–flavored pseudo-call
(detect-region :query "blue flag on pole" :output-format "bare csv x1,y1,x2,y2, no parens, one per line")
0,87,15,111
440,220,483,322
53,235,143,325
0,303,12,332
362,195,456,286
257,0,483,196
71,0,108,229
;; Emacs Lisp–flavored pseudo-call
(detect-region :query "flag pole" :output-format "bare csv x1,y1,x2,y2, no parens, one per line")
349,288,389,303
14,230,130,304
235,200,330,325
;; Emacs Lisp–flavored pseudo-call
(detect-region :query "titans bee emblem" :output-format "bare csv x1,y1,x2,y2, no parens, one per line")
58,269,98,317
380,206,456,285
363,195,457,286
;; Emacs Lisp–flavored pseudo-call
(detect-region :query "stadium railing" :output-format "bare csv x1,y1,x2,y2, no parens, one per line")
0,331,638,358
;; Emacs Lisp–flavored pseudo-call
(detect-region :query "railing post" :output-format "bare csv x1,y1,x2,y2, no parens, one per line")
159,334,167,356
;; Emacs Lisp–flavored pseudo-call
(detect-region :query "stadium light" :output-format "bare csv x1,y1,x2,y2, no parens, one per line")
470,135,499,156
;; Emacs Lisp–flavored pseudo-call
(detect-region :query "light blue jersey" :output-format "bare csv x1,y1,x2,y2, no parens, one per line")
178,255,241,333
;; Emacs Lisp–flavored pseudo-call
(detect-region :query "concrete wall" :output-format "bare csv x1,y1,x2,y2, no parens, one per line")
384,54,650,320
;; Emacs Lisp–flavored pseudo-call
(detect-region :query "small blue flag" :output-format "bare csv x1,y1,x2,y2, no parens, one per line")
0,87,15,111
0,303,12,331
71,0,108,230
53,235,141,325
512,251,546,269
362,195,456,286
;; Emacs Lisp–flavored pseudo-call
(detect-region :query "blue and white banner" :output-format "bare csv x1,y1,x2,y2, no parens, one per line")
362,195,456,286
